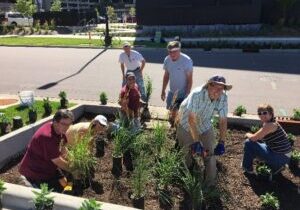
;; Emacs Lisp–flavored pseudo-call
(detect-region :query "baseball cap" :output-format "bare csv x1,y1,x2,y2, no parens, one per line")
206,75,232,91
126,72,136,79
94,115,108,126
123,42,131,47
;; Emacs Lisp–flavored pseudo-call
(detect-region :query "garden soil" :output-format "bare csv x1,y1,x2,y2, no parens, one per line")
0,128,299,210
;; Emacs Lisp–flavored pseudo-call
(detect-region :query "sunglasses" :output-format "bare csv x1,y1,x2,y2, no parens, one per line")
258,111,268,116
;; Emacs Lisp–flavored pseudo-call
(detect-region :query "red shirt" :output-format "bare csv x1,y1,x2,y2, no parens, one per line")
120,84,140,113
19,122,66,181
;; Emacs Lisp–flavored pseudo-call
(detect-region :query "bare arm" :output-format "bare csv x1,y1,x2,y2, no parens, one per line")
219,117,227,142
185,71,193,96
161,71,169,101
52,156,69,172
140,59,146,72
245,123,277,141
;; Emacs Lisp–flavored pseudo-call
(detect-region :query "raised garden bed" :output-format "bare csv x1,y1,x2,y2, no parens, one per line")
0,110,299,210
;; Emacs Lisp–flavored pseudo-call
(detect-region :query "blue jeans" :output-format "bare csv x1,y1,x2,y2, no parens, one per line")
122,68,146,102
242,139,290,172
166,90,186,110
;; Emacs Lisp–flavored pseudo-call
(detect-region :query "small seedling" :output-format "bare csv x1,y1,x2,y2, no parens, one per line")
260,192,279,210
0,179,6,195
99,92,108,105
58,91,68,108
144,75,153,103
291,150,300,161
256,164,272,176
32,183,54,210
234,105,247,116
79,198,102,210
250,125,260,133
43,98,52,116
287,133,296,146
292,108,300,120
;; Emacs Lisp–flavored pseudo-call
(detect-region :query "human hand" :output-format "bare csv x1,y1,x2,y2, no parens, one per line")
161,91,166,101
214,141,225,156
190,141,204,157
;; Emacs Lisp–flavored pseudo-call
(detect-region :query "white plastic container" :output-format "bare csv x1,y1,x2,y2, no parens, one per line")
19,91,34,107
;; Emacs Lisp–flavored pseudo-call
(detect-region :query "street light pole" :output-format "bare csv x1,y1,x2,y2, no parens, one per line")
104,8,112,47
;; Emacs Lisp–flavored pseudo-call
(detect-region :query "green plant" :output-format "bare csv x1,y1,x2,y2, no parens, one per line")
49,19,56,31
67,133,96,180
131,155,150,198
58,91,67,100
34,20,41,33
152,122,168,156
144,75,153,103
43,21,49,31
112,126,131,157
256,163,272,176
287,133,296,145
50,0,62,12
234,105,247,116
99,92,108,105
0,114,10,124
292,108,300,120
0,179,6,195
260,192,279,210
79,198,102,210
43,98,52,115
250,125,260,133
32,183,54,210
291,150,300,161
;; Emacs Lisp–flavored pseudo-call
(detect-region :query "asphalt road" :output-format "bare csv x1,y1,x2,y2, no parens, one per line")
1,46,300,115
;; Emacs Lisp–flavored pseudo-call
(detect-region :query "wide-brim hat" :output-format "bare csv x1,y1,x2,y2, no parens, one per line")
206,75,232,91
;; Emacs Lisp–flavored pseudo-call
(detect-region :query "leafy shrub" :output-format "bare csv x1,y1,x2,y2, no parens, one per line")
291,150,300,161
131,155,150,198
0,114,10,124
79,198,102,210
43,20,49,31
144,75,153,103
58,91,67,100
292,108,300,120
112,126,132,157
43,98,52,115
234,105,247,116
0,179,6,195
260,192,279,210
287,133,296,146
32,183,54,210
49,19,56,31
99,92,108,105
152,122,168,156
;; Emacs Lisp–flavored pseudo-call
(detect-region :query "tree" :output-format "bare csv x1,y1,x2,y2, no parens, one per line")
15,0,36,17
277,0,299,25
129,7,136,23
50,0,62,12
106,6,117,23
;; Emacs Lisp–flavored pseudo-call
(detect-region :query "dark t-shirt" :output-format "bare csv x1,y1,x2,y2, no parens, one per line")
19,122,66,181
120,84,140,112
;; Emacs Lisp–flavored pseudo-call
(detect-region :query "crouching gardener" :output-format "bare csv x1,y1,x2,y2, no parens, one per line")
19,109,74,192
176,75,232,186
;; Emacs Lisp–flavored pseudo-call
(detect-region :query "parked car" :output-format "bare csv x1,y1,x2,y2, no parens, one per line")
0,12,33,26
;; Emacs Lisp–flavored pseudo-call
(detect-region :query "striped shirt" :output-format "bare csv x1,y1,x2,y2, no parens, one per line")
262,123,292,154
178,86,228,134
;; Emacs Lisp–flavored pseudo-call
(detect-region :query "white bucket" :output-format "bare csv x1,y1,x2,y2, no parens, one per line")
19,91,34,107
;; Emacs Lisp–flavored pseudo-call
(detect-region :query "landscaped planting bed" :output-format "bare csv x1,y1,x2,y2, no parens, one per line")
0,115,299,210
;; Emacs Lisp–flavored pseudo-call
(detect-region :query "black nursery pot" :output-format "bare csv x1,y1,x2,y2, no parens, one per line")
132,196,145,209
141,106,151,122
72,179,85,196
123,150,134,171
34,202,54,210
257,173,272,182
112,156,123,178
158,188,174,210
289,159,299,169
28,111,37,123
0,122,10,135
44,107,52,116
13,116,23,129
95,139,105,157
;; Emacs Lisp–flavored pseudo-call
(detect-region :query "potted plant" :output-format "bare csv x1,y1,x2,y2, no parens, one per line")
12,116,23,129
260,192,279,210
0,179,7,209
289,150,300,170
79,198,102,210
130,156,150,209
287,133,296,147
99,92,108,105
43,98,52,116
233,105,247,117
0,114,11,135
67,133,96,195
141,75,152,122
256,163,272,182
152,122,168,157
58,91,68,108
95,134,106,158
32,183,54,210
28,105,37,123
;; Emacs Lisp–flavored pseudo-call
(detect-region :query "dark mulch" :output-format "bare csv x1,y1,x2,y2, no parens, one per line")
0,127,299,210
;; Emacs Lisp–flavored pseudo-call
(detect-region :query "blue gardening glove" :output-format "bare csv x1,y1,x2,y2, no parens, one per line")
190,141,203,156
214,141,225,156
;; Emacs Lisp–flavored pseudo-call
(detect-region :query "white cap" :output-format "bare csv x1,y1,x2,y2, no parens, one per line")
94,115,108,126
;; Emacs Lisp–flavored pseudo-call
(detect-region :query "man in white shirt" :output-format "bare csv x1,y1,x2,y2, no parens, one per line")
119,42,146,102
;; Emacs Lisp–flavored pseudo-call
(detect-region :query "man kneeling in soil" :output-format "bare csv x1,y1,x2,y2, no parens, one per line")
176,75,232,186
19,109,74,192
119,72,141,131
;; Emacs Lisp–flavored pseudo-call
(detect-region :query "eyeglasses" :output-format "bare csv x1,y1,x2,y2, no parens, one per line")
258,111,268,116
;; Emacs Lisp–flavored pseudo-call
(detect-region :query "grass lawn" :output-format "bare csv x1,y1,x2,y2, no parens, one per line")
0,100,76,130
0,37,166,48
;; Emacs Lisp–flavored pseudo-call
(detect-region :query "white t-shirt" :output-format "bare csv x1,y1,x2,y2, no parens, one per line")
119,50,144,70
